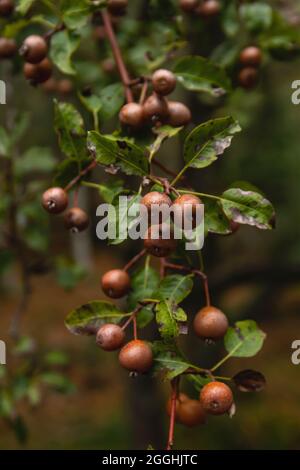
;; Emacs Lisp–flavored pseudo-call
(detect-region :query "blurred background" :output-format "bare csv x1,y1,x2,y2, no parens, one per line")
1,0,300,451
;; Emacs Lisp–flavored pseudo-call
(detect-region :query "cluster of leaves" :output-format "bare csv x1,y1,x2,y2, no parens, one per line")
0,337,74,443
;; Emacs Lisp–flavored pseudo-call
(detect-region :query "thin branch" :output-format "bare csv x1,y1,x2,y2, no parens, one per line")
166,377,179,450
64,160,97,192
101,11,134,103
123,249,146,272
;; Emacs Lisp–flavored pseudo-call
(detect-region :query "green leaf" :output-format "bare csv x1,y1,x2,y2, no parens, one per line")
187,374,211,391
65,300,128,335
153,341,190,380
54,256,86,290
79,92,102,117
240,3,273,33
222,2,240,37
109,193,141,245
50,30,80,75
0,389,14,418
27,382,41,406
61,0,91,29
54,101,87,160
98,83,124,121
13,336,35,355
87,131,149,176
16,0,36,15
15,147,56,177
128,265,160,309
127,263,159,328
220,188,275,230
10,416,28,444
204,199,231,235
183,117,241,170
44,350,70,366
149,125,183,160
155,301,187,340
97,179,125,204
224,320,266,358
173,55,231,96
40,372,75,394
154,274,193,304
2,19,30,38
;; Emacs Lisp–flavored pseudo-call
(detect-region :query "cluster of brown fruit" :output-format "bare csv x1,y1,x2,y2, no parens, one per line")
20,34,53,85
119,69,192,129
98,262,232,426
166,380,233,427
238,46,262,90
41,77,73,95
142,192,202,257
0,0,16,60
41,187,89,233
96,324,153,374
179,0,221,18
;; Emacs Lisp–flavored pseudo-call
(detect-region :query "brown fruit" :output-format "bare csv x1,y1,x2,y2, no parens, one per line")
142,93,169,124
107,0,128,15
0,0,14,17
141,191,172,223
57,79,73,95
238,67,258,89
64,207,89,232
177,399,206,427
179,0,199,13
172,194,202,229
144,224,177,258
239,46,262,67
166,393,189,417
96,323,125,351
42,187,68,214
200,381,233,415
152,69,176,96
119,102,144,128
196,0,220,17
101,269,131,299
193,305,228,340
0,37,17,59
168,101,192,127
20,35,48,64
41,77,57,93
24,58,52,84
119,340,153,373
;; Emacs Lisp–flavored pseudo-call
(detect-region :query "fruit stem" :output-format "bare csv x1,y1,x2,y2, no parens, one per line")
133,316,138,340
139,80,148,104
211,341,243,372
166,377,179,450
64,160,97,192
123,248,147,272
101,11,134,103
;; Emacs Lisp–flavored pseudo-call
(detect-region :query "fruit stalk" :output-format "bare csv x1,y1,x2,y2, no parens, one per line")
101,11,134,103
166,377,179,450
